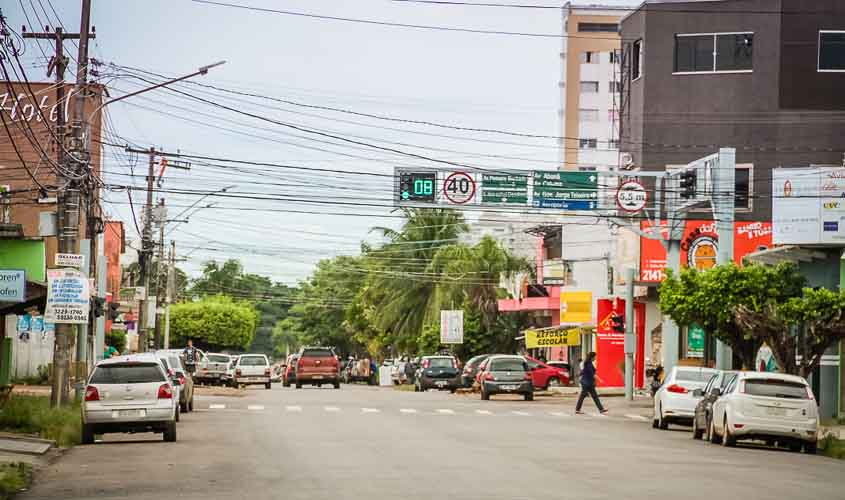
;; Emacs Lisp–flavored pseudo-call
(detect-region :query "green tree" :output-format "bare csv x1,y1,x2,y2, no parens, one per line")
660,263,806,369
169,295,258,350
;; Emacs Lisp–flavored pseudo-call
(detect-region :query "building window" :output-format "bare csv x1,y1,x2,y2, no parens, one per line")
580,51,598,64
580,81,599,93
674,33,753,73
609,50,621,64
579,109,599,121
735,166,751,210
579,139,598,150
819,31,845,71
578,23,618,33
632,39,642,80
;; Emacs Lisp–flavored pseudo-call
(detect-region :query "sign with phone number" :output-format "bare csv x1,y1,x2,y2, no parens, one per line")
524,328,581,349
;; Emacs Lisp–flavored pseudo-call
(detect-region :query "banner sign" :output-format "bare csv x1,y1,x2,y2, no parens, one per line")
440,310,464,344
596,299,625,388
687,324,705,358
45,269,90,324
639,220,772,283
773,167,845,244
525,328,580,349
560,291,593,324
55,253,84,268
0,269,26,303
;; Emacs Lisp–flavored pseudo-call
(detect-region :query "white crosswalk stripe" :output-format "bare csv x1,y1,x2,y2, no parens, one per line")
626,414,648,421
400,408,418,414
548,411,569,417
361,408,380,413
248,405,265,411
285,405,302,412
475,409,492,415
209,404,226,410
512,411,531,416
589,412,607,417
436,409,455,415
324,406,341,412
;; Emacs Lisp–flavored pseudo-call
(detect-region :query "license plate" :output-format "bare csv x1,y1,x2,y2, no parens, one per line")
436,381,448,387
766,407,787,416
502,385,518,391
115,409,145,418
249,377,263,382
312,375,324,380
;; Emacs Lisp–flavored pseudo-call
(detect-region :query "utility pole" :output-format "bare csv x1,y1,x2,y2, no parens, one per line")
154,198,166,348
24,1,95,408
137,148,156,353
623,267,635,401
164,240,175,349
714,148,736,370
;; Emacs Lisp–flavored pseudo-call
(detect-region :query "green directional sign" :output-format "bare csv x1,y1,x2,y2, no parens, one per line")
482,173,529,205
532,171,598,210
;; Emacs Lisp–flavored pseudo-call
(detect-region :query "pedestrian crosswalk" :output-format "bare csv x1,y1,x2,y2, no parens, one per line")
201,403,650,422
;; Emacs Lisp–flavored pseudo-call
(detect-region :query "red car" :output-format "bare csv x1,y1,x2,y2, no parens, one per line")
524,356,569,389
295,347,340,389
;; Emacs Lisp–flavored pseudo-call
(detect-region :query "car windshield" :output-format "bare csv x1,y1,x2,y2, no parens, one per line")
90,363,166,384
744,379,809,399
427,358,454,368
303,349,333,357
207,354,230,363
489,359,525,372
240,356,268,366
675,370,716,382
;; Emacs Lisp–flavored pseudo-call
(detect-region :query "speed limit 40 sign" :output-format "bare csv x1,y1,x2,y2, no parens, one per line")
442,172,477,205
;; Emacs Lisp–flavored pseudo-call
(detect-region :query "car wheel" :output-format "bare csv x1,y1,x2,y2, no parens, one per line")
692,418,704,440
175,406,181,422
788,442,803,453
295,382,302,389
82,424,95,445
652,417,659,429
658,404,668,430
524,392,534,401
334,381,340,389
163,421,177,442
283,380,290,387
805,441,818,454
180,401,188,413
722,418,736,447
709,418,722,444
547,378,563,389
449,388,456,394
265,382,272,390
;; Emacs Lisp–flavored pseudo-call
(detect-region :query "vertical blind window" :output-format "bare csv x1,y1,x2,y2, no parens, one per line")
632,40,642,79
819,31,845,71
675,33,753,73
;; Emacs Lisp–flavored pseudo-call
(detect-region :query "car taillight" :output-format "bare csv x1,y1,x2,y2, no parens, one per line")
297,360,304,369
157,384,173,399
423,360,430,369
236,369,242,376
264,368,271,376
666,384,688,394
484,373,494,381
84,386,100,402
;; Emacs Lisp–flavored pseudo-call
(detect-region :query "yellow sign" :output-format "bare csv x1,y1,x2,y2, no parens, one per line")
560,291,592,324
525,328,581,349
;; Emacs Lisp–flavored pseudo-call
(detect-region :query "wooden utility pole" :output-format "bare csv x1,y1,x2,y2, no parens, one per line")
23,1,95,408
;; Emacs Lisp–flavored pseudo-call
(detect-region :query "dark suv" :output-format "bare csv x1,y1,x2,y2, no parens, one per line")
296,347,340,389
415,355,460,392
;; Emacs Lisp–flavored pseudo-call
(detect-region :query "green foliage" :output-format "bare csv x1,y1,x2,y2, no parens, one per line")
0,396,80,447
820,435,845,460
105,330,126,353
170,295,259,350
0,463,31,499
250,285,295,357
12,365,49,386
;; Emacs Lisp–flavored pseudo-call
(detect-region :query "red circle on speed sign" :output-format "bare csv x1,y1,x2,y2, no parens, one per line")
442,172,476,204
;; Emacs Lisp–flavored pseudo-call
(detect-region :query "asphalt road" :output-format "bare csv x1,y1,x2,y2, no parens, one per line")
22,384,843,500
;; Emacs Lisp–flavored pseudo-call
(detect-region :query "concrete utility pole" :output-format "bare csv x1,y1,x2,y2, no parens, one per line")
24,1,95,408
137,148,156,352
154,198,166,348
623,267,635,401
164,240,175,349
714,148,736,370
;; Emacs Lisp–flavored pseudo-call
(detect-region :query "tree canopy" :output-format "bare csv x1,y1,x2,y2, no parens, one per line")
169,295,259,351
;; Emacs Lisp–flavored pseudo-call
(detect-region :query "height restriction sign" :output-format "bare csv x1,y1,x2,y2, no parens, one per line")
442,172,476,205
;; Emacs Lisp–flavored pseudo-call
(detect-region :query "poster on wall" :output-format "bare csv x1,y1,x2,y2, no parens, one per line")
45,269,90,324
639,220,773,283
595,299,625,388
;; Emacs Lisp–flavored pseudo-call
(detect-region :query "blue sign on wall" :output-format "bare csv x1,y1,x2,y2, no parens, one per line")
0,269,26,303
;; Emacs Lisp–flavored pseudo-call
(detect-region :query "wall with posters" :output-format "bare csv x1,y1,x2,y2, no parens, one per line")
639,221,773,283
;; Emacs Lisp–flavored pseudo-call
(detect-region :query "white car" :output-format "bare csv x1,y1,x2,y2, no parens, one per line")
653,366,717,430
709,371,819,453
82,353,178,444
233,354,272,389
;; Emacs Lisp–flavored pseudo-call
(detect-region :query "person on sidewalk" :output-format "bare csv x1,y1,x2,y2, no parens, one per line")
575,352,608,415
182,339,199,377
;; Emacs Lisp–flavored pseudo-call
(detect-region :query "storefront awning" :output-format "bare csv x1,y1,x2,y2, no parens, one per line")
744,245,830,266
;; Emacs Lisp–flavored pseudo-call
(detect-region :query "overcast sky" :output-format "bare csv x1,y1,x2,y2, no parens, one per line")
5,0,635,284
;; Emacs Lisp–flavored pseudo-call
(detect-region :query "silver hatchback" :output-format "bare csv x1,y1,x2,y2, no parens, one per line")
82,353,178,444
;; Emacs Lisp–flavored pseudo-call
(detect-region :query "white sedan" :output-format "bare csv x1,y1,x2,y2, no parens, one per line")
710,371,819,453
653,366,717,430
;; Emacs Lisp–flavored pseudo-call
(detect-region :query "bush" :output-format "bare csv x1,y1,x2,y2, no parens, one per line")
0,396,80,447
0,463,31,499
105,330,127,353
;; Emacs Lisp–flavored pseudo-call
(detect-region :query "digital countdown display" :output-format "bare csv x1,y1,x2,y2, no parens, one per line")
399,172,436,202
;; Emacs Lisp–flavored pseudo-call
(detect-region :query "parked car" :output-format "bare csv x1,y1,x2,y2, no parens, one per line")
546,361,571,381
296,347,340,389
82,353,178,444
479,355,534,401
653,366,718,430
461,354,490,388
524,356,569,390
474,358,490,386
158,347,207,378
283,354,299,387
691,370,738,440
234,354,272,389
196,353,232,385
222,356,239,387
271,363,283,383
343,357,376,385
155,356,182,422
156,351,195,413
414,355,460,392
709,371,819,453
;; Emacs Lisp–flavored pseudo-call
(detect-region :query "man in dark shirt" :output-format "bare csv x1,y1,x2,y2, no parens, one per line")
575,352,607,414
183,339,199,376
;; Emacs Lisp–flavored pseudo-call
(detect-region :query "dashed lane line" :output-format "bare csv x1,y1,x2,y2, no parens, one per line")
285,405,302,412
475,409,492,415
324,406,341,412
512,411,531,416
400,408,418,414
248,405,265,411
436,409,455,415
209,404,226,410
361,408,380,413
548,411,569,417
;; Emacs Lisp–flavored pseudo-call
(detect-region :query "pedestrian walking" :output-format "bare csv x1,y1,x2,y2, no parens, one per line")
575,352,608,415
183,339,199,377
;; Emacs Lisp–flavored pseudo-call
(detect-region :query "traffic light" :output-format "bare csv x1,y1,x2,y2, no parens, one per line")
611,314,625,333
92,297,105,318
108,301,120,321
679,170,697,199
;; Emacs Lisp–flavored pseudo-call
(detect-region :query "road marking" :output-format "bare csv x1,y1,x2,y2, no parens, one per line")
285,405,302,412
626,414,648,421
436,409,455,415
361,408,380,413
400,408,418,414
324,406,341,412
549,411,569,417
512,411,531,416
209,404,226,410
589,412,607,417
475,409,492,415
248,405,265,411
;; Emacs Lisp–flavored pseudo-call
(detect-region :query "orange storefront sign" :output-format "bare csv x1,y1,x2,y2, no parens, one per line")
639,221,772,283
